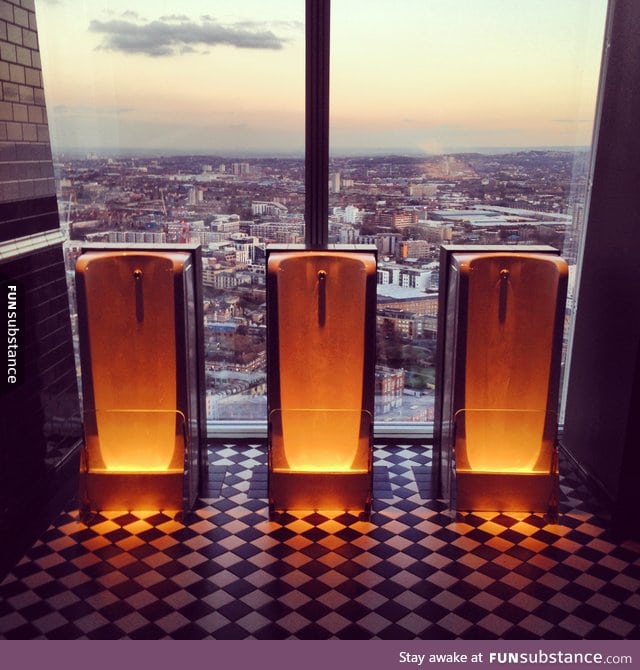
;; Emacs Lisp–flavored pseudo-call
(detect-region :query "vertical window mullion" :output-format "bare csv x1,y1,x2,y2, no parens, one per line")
305,0,330,248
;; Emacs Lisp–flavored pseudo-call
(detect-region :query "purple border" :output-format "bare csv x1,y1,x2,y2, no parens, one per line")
2,640,639,670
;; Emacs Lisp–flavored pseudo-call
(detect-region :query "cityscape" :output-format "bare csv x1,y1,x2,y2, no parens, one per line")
57,149,589,423
36,2,604,423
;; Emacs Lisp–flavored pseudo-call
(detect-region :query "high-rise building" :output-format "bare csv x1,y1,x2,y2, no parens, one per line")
344,204,359,223
329,171,341,193
232,162,251,176
187,185,204,206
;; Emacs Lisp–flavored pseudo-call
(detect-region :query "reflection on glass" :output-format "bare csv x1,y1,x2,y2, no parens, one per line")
37,1,304,424
330,0,607,425
37,0,607,428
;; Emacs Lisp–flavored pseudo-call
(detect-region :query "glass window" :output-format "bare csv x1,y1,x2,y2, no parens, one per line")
39,0,607,432
330,0,607,424
37,0,305,424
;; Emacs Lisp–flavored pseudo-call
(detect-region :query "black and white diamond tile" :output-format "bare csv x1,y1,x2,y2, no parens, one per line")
1,445,639,640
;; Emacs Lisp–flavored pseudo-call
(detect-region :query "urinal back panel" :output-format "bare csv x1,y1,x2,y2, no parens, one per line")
266,245,377,512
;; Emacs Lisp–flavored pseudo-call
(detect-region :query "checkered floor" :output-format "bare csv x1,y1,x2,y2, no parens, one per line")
1,444,639,640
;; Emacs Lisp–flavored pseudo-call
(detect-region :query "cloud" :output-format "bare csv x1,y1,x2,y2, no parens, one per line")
89,18,287,57
234,19,304,31
159,14,191,22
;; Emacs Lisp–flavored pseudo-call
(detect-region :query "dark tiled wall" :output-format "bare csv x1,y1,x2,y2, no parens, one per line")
0,192,58,241
0,0,81,573
1,245,81,521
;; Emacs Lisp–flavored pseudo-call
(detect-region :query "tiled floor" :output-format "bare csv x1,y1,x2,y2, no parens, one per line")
0,444,639,640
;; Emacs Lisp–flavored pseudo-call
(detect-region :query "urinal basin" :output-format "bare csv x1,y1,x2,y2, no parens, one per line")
455,252,567,473
77,251,189,473
268,251,376,472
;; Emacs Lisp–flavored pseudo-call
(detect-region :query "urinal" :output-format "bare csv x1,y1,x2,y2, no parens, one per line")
267,246,376,512
76,249,201,511
445,251,567,512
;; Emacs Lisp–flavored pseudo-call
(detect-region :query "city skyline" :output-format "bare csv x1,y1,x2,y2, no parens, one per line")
36,0,607,155
58,148,585,421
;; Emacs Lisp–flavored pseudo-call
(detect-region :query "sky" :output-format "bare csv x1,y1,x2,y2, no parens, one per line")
35,0,608,156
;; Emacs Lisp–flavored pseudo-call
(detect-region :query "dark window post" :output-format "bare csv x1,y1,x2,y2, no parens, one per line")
305,0,330,248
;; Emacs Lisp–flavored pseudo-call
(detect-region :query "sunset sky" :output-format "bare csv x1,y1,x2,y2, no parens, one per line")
35,0,608,156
